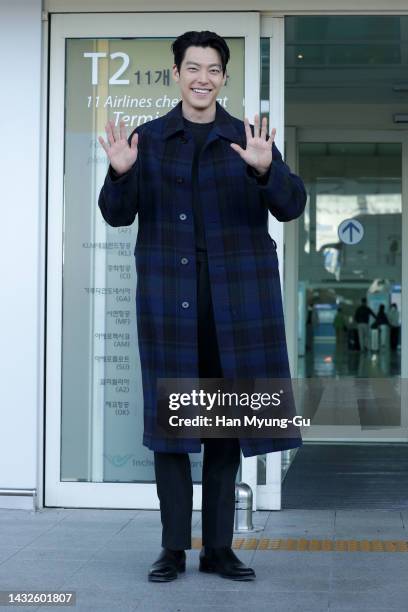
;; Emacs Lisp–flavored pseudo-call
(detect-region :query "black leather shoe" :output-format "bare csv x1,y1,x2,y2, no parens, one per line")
148,548,186,582
199,546,256,581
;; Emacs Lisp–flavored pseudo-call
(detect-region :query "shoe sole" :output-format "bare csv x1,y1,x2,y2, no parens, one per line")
199,565,255,581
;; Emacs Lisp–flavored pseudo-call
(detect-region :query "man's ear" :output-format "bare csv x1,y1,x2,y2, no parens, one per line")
172,64,180,83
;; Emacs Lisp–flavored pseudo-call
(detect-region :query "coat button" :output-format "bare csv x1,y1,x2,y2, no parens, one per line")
179,213,187,221
176,176,184,183
181,257,189,265
181,301,190,309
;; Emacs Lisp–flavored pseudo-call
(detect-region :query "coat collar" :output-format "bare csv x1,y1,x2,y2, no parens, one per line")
162,100,241,143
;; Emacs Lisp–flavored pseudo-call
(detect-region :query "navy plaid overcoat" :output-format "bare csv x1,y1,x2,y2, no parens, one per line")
98,101,307,457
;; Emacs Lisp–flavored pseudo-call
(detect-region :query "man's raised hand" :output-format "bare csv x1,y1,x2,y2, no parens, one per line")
98,119,138,176
230,114,276,176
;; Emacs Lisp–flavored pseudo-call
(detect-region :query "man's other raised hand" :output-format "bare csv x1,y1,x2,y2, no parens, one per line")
98,119,138,176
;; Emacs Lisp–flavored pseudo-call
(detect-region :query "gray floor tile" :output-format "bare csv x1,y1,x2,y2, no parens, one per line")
45,521,127,531
98,539,162,553
0,532,54,547
330,553,408,592
334,509,405,538
136,586,329,608
0,524,59,534
250,553,332,591
0,507,407,612
0,548,23,564
0,606,40,612
36,607,136,612
61,509,140,521
34,586,141,611
135,593,330,612
58,565,152,590
17,533,114,550
8,547,98,562
0,575,72,591
0,508,68,519
328,588,408,610
263,509,336,538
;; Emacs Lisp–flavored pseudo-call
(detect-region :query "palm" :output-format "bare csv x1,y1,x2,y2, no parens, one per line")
98,119,138,175
244,137,272,169
231,114,276,175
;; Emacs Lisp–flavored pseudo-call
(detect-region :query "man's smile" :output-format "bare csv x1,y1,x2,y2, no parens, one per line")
191,88,212,96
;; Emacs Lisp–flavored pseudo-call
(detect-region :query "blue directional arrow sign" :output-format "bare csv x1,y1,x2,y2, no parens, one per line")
338,218,364,245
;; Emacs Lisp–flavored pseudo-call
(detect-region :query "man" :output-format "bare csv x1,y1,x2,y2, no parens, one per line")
333,306,347,350
388,303,400,351
354,297,376,352
98,31,307,583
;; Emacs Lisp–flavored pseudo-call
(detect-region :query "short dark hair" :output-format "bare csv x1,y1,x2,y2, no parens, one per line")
171,31,230,75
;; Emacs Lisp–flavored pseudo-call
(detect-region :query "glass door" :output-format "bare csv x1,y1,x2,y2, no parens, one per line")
298,138,403,380
281,14,408,498
286,128,408,442
45,12,263,508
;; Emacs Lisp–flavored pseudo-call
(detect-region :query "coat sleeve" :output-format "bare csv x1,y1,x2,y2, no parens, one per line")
246,141,307,222
98,129,140,227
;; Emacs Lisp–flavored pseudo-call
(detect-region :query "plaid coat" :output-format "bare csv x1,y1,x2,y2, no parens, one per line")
98,101,307,457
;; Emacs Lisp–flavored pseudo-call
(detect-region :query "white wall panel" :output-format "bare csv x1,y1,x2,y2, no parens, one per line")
0,0,43,509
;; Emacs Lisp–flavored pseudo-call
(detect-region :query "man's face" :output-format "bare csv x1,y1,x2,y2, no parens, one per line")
172,45,227,112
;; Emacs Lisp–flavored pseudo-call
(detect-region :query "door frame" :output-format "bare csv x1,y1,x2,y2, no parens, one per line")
46,12,289,510
256,16,287,510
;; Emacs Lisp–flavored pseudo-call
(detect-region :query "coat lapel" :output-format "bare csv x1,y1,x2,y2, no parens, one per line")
161,100,242,148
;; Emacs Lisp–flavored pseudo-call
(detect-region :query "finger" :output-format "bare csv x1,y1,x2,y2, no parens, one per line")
119,120,127,141
244,117,251,145
110,119,119,143
254,114,260,139
130,132,139,150
260,116,267,140
269,127,277,146
106,120,115,146
98,136,109,154
230,142,245,157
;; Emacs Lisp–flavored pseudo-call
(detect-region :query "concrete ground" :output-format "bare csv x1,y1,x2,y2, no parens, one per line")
0,507,407,611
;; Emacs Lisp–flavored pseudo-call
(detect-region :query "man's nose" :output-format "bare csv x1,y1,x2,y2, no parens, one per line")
196,71,209,84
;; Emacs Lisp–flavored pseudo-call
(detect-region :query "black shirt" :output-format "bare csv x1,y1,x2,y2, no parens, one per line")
354,304,376,324
183,117,215,253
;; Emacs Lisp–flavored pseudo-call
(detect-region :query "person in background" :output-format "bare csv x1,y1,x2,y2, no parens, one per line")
354,297,376,352
333,306,347,349
387,303,400,351
376,304,390,350
306,302,315,351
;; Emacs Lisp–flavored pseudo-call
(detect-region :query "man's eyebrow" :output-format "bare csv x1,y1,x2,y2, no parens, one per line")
185,61,222,68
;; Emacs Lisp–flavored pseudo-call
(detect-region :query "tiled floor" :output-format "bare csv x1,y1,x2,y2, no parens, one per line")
299,342,401,378
0,507,407,611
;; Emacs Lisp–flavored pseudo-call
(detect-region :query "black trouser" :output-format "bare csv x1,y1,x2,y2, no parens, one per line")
390,326,399,351
154,252,241,550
